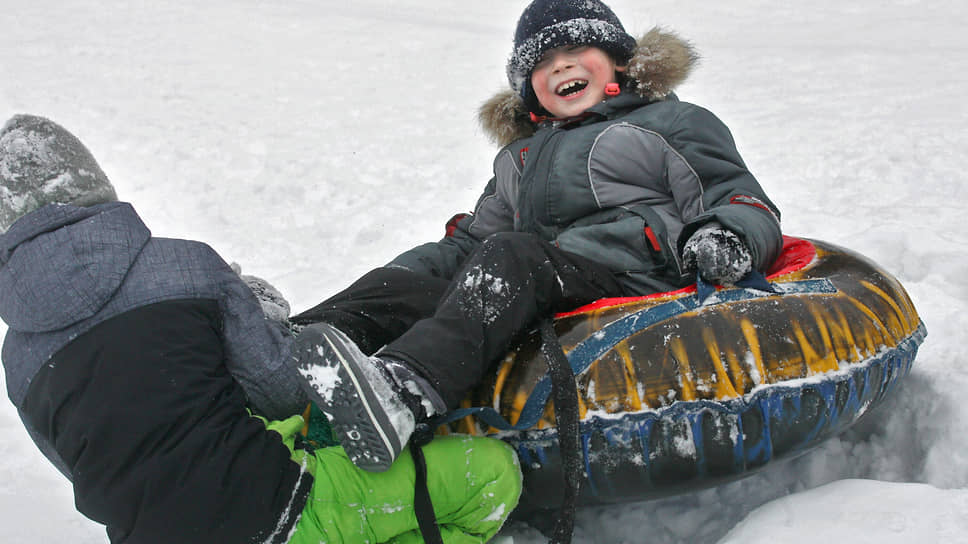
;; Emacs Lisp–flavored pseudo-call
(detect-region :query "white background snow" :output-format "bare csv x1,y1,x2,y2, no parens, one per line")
1,0,966,542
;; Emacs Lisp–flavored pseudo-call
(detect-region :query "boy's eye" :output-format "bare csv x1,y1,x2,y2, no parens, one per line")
535,45,588,68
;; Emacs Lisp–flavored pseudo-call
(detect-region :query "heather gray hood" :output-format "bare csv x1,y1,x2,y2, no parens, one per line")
0,202,149,333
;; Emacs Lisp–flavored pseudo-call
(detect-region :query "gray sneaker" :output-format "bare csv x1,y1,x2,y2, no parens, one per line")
292,323,414,472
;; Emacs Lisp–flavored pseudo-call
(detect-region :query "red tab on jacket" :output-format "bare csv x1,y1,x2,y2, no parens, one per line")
730,195,780,224
644,226,662,252
444,213,470,237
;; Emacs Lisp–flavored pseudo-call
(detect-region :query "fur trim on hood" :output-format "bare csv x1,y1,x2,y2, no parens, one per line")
479,27,699,147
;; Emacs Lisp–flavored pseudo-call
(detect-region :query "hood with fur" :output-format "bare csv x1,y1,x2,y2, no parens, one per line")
479,27,699,147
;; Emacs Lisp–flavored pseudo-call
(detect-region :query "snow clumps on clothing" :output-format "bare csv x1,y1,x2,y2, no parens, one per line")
682,223,754,285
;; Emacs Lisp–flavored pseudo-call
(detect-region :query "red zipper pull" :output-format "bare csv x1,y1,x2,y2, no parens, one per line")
605,83,621,96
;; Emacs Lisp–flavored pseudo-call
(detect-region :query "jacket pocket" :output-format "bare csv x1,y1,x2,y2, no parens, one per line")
555,205,688,290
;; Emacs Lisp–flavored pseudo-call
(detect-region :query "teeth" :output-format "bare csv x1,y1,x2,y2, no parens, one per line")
556,79,588,96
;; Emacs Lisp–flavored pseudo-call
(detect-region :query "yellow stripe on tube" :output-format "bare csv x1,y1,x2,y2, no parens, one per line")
701,327,741,400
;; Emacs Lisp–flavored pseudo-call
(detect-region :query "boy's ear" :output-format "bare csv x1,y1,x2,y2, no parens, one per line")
615,64,628,73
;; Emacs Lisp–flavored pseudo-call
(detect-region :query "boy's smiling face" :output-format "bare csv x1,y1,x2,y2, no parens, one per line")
530,45,625,118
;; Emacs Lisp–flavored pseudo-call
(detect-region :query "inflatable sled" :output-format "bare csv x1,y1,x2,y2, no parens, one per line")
451,236,926,513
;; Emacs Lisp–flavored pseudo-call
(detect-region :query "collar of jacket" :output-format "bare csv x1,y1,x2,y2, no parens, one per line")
532,90,667,131
479,27,700,147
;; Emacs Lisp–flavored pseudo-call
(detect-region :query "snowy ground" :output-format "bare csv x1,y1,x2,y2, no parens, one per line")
2,0,967,542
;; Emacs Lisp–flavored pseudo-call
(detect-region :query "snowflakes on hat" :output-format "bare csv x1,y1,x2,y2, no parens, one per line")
507,19,636,94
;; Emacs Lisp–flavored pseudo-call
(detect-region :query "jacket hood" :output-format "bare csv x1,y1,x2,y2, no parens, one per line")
479,27,699,147
0,202,150,333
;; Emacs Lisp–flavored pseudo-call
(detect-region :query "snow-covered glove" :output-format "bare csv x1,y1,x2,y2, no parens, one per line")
231,263,291,323
681,223,753,285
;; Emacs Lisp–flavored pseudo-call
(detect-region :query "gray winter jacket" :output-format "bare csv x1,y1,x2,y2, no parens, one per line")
390,28,782,294
0,202,306,473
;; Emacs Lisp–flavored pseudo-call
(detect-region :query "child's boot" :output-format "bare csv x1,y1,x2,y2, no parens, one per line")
292,322,445,472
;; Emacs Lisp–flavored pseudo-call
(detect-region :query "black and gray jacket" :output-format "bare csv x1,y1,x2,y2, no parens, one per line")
0,202,311,543
391,28,782,294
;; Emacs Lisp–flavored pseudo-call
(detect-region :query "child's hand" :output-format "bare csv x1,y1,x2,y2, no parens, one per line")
682,223,752,285
243,274,291,322
232,263,292,322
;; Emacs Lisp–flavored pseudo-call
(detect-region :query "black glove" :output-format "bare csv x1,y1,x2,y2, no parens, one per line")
681,223,753,285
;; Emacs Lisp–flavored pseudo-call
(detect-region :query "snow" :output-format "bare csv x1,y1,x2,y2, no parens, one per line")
297,346,342,404
1,0,966,542
719,480,968,543
485,503,510,523
461,265,513,324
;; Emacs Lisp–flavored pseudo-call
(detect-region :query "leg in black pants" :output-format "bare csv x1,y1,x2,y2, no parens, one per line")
291,232,624,471
291,267,450,356
380,232,624,408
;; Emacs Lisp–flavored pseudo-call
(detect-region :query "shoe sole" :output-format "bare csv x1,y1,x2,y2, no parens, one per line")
294,324,399,472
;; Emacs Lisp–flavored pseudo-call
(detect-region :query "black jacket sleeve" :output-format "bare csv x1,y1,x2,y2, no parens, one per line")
387,213,484,280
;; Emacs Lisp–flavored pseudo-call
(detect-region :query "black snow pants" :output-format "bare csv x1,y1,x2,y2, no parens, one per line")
292,232,624,408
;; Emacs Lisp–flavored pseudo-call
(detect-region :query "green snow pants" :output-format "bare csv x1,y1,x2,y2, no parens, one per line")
287,432,522,543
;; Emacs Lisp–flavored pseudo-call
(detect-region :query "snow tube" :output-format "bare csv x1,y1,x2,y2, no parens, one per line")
453,237,926,513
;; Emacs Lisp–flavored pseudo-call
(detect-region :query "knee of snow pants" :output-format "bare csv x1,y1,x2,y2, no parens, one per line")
287,435,522,544
383,230,623,408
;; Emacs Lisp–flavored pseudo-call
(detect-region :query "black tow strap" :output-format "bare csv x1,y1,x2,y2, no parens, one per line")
539,318,581,544
409,320,581,544
410,423,444,544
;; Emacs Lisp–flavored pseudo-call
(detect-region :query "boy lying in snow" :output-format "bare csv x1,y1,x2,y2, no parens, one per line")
0,114,520,543
291,0,783,479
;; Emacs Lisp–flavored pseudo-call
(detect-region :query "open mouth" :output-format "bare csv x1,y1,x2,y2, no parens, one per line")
556,79,588,97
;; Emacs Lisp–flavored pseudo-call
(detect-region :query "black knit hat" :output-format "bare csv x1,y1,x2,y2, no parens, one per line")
507,0,637,113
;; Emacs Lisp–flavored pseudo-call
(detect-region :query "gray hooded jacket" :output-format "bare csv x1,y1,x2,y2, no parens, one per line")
0,202,306,473
391,28,782,294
